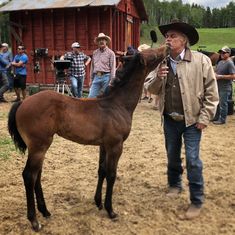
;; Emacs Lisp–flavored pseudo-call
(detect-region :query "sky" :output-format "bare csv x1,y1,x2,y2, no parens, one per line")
181,0,233,9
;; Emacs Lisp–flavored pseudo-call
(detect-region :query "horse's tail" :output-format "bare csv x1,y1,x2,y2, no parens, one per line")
8,101,27,154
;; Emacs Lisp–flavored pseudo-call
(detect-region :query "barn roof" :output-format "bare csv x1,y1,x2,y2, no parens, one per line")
0,0,148,20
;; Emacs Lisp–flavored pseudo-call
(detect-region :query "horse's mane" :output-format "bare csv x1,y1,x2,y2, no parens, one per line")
99,53,144,97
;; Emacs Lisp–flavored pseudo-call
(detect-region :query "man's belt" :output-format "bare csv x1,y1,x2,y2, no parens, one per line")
95,71,110,76
166,112,184,122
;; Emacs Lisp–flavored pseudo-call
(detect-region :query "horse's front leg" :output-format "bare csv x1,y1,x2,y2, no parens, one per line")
94,145,106,210
104,142,123,219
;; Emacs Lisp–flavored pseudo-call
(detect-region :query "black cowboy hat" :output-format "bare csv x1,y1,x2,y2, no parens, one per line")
158,20,199,46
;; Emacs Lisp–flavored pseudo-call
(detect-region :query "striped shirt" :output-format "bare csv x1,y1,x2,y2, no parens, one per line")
90,47,116,80
64,52,90,77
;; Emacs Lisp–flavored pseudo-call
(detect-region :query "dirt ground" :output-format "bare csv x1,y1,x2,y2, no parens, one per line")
0,92,235,235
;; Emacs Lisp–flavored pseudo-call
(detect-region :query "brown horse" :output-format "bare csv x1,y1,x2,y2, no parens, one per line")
198,49,221,65
8,46,167,231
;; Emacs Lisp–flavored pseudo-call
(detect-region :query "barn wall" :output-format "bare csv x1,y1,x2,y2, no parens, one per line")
10,4,142,86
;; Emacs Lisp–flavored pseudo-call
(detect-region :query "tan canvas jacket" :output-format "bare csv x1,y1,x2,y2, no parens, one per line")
146,48,219,127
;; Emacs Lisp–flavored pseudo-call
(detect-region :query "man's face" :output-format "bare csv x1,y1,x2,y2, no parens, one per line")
2,46,7,53
98,38,107,49
72,47,80,54
17,47,24,54
165,30,186,53
220,51,230,60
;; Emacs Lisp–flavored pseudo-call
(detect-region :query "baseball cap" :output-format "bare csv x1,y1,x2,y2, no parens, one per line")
1,43,9,48
71,42,80,48
218,46,231,54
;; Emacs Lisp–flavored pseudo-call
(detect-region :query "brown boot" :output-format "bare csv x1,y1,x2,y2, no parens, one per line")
184,204,202,219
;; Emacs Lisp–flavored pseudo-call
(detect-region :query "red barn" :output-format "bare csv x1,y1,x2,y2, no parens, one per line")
0,0,147,86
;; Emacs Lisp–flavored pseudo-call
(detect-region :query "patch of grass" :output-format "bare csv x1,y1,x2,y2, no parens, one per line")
0,112,8,119
193,28,235,52
0,136,16,160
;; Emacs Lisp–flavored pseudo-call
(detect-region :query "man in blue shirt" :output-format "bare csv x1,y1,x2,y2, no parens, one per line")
0,44,10,102
11,45,28,101
1,43,13,91
213,46,235,124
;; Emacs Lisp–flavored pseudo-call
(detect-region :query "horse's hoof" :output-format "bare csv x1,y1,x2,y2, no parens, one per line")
94,198,103,210
43,210,51,218
109,211,118,220
31,221,42,232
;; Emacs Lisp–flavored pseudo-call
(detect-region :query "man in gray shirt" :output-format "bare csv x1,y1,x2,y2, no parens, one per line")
88,33,116,98
213,46,235,124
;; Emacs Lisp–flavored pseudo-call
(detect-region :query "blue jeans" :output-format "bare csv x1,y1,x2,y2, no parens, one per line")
0,72,9,98
88,73,110,98
214,85,231,123
70,75,84,98
164,115,204,205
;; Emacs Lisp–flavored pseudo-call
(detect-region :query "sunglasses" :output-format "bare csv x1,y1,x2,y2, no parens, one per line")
17,47,24,50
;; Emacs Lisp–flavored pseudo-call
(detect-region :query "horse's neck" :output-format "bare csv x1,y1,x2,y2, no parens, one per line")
111,70,147,113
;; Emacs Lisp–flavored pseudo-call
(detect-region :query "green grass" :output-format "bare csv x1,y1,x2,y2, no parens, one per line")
193,28,235,52
141,25,235,52
0,136,16,160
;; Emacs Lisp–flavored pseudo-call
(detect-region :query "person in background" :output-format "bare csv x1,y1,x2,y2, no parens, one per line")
138,44,154,103
0,44,10,103
146,20,219,219
61,42,91,98
116,46,138,70
88,33,116,98
1,43,13,91
11,45,28,101
213,46,235,125
116,45,138,70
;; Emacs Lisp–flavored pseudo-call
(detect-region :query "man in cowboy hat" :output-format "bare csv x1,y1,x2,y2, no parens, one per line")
213,46,235,124
88,33,116,97
146,20,219,219
61,42,91,98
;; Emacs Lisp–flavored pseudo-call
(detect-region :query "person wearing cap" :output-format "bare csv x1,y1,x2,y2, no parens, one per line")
1,43,13,91
88,33,116,98
0,44,10,102
146,20,219,219
11,45,28,101
61,42,91,98
213,46,235,125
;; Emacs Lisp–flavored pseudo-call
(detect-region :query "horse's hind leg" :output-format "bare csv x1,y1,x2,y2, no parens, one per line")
94,145,106,210
35,169,51,217
23,154,43,231
23,142,51,232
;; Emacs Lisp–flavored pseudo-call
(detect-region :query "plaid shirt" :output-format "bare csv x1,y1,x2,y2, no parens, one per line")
64,52,90,77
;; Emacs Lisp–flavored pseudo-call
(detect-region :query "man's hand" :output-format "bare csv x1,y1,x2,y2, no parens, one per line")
195,123,207,130
89,80,92,87
157,65,169,78
215,74,223,80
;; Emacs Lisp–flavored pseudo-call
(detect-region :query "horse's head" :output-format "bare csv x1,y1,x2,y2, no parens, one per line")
139,45,169,74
